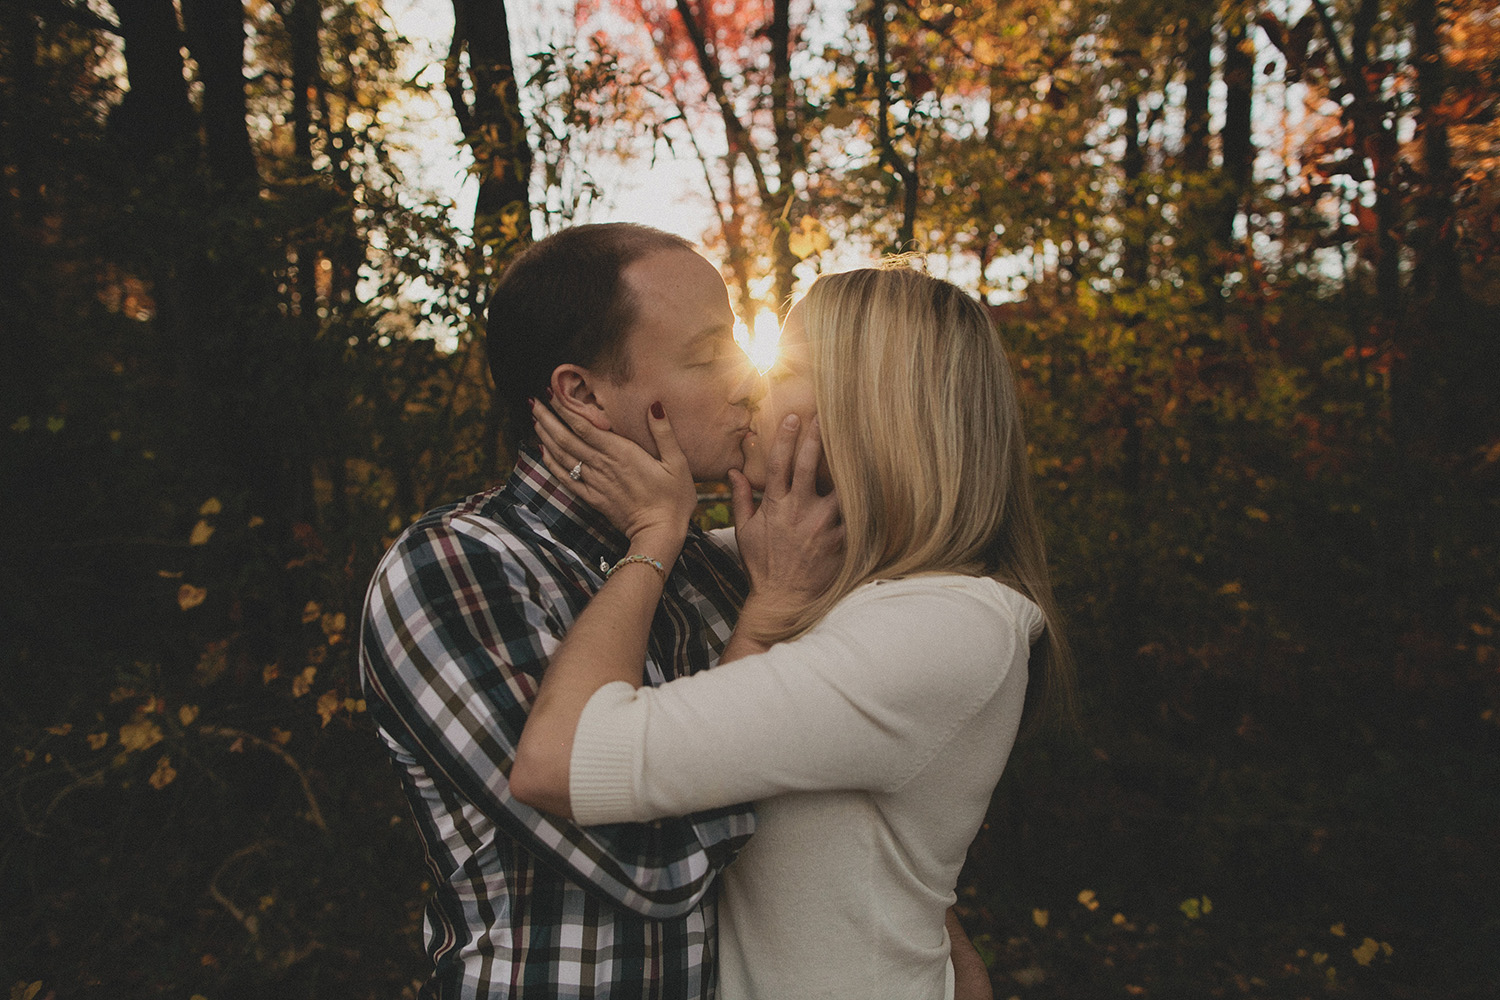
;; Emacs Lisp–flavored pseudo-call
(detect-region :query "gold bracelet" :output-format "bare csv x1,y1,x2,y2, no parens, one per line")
605,553,666,581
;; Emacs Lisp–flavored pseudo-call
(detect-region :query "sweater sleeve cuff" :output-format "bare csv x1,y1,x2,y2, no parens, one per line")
569,681,648,825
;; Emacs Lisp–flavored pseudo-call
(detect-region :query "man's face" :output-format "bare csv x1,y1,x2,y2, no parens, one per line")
594,248,762,481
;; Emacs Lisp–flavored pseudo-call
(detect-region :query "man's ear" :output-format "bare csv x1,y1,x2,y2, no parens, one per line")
550,365,612,431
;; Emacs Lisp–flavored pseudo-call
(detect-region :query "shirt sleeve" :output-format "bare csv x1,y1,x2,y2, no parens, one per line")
569,577,1038,825
359,513,749,918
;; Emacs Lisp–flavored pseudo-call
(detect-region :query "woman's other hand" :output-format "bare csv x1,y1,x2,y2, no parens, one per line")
727,413,845,648
532,399,697,550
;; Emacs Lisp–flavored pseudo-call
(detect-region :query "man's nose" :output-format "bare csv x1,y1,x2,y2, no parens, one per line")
732,354,767,409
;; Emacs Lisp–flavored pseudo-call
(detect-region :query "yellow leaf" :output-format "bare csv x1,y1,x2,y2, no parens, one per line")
149,755,177,789
320,612,346,639
1352,938,1379,966
316,689,340,727
1330,922,1346,937
1245,507,1270,522
247,515,265,529
1077,889,1099,911
1032,908,1049,928
1312,952,1328,965
46,723,73,736
1112,912,1128,926
189,519,215,545
301,601,322,624
292,666,316,698
119,720,163,753
263,662,281,685
178,704,199,727
157,569,183,578
12,982,43,1000
258,894,276,911
177,584,208,611
198,497,223,515
787,216,832,260
87,732,109,750
271,726,292,746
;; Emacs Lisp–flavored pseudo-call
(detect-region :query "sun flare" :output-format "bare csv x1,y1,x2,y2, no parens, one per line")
735,311,783,374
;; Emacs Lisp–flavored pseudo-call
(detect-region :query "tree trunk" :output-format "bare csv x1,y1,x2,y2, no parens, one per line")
448,0,533,475
288,0,322,318
182,0,258,192
1218,6,1254,248
869,0,918,250
109,0,197,163
1181,9,1212,176
449,0,533,283
1409,0,1459,357
768,0,798,311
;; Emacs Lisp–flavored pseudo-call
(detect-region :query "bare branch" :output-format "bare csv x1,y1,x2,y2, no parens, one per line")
671,0,772,203
199,725,328,831
445,0,474,137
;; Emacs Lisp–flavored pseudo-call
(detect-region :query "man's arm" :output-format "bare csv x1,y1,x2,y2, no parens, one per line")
360,513,748,918
948,907,995,1000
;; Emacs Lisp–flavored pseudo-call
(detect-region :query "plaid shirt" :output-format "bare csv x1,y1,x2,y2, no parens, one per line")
359,450,755,999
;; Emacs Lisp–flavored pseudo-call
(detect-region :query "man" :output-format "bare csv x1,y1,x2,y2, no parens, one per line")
360,223,994,999
359,223,761,998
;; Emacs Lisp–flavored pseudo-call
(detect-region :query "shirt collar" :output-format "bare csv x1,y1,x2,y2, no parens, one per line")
502,447,633,574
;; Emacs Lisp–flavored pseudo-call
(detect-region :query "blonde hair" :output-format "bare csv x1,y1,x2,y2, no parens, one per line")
780,262,1077,733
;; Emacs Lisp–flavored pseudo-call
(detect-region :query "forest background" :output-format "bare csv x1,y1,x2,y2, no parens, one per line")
2,0,1498,997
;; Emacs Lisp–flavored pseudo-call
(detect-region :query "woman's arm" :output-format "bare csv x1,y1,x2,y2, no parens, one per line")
566,578,1030,824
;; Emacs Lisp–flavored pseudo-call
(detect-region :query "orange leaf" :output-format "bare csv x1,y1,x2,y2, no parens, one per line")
316,689,340,727
119,720,163,753
149,755,177,789
292,666,316,698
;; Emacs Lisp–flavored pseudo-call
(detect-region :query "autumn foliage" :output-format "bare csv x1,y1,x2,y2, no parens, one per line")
2,1,1498,997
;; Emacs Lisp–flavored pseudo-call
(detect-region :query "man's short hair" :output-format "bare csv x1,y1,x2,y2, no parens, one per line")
486,223,697,454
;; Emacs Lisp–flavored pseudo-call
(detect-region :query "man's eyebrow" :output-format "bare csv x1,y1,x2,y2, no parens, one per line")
685,325,734,348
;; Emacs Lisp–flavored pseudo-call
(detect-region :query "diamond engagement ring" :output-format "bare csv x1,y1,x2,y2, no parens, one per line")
569,461,584,481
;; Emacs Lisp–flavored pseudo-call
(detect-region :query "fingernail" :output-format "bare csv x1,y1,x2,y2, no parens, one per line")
527,397,536,408
651,401,665,420
783,414,800,429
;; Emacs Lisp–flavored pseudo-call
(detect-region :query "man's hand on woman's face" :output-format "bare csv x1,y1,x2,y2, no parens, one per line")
531,398,698,546
728,412,845,631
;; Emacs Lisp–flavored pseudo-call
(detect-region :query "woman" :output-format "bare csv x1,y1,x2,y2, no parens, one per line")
511,264,1075,999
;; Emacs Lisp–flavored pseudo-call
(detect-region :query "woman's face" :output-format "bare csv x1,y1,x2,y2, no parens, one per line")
740,302,818,491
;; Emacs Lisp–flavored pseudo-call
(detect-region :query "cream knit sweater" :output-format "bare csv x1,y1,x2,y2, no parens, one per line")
570,574,1041,1000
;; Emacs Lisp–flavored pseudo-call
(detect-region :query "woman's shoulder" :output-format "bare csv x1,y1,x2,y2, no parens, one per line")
831,573,1045,645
